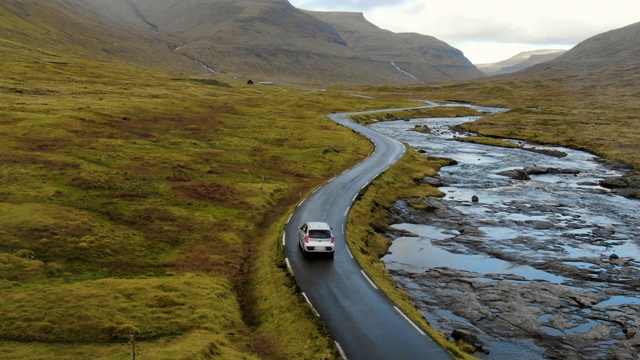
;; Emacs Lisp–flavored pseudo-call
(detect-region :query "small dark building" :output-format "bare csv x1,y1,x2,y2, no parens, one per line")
247,79,254,85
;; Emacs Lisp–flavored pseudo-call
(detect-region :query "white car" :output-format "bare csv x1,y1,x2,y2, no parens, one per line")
298,221,335,258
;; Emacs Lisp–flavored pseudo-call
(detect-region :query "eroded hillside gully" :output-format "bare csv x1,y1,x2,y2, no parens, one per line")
369,105,640,359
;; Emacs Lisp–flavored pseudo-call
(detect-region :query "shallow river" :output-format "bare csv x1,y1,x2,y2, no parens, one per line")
369,105,640,359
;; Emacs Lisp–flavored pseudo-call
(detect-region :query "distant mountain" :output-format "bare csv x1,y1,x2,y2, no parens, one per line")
0,0,484,84
476,49,567,75
303,10,485,83
124,0,485,84
515,21,640,85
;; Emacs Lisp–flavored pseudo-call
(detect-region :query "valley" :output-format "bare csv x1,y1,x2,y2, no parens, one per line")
0,1,638,359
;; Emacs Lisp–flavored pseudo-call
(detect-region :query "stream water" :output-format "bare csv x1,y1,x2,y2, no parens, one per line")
369,105,640,359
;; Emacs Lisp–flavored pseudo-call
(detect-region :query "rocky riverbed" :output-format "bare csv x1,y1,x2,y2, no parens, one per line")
370,107,640,359
386,198,639,359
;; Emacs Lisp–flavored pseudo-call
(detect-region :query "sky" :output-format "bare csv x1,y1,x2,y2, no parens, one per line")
288,0,640,64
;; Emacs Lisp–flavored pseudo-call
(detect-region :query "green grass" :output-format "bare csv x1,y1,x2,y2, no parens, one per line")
349,106,482,125
463,105,640,170
0,274,242,342
0,35,424,358
455,136,519,148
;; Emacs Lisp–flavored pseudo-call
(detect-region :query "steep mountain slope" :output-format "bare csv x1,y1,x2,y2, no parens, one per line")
0,0,484,84
305,10,485,83
477,49,567,75
124,0,484,84
126,0,375,82
0,0,206,75
515,21,640,87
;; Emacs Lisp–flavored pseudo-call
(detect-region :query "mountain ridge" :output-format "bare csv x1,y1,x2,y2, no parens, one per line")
305,10,484,83
510,22,640,94
477,49,567,75
0,0,485,84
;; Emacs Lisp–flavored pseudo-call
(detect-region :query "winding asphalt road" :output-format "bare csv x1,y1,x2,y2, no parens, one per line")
284,106,452,360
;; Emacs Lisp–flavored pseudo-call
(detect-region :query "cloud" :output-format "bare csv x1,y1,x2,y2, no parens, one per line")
290,0,640,63
291,0,409,11
292,0,638,45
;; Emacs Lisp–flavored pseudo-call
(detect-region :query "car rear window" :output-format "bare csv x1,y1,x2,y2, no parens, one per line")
309,229,332,238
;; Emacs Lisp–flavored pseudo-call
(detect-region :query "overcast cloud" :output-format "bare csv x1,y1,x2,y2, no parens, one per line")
289,0,640,63
291,0,410,11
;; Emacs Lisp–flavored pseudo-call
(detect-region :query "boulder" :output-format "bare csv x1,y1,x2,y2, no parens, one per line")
600,174,640,188
451,329,489,354
497,169,531,180
520,146,568,158
524,166,580,175
421,176,447,187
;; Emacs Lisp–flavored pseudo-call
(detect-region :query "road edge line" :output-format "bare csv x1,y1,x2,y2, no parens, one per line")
394,306,426,336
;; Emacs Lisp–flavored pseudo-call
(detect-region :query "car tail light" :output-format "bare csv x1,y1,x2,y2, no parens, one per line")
331,236,335,243
304,236,309,243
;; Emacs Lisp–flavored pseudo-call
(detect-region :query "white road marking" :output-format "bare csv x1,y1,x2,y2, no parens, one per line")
346,245,353,259
282,233,286,246
286,214,292,224
394,306,426,336
285,258,292,275
352,194,358,202
343,207,349,217
302,292,320,317
298,199,306,207
335,341,348,359
361,270,378,290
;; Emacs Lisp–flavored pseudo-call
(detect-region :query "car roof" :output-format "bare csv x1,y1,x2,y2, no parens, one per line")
305,221,331,230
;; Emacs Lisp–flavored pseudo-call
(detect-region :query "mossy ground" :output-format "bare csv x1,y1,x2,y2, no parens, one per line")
0,40,418,358
455,136,519,148
349,106,482,125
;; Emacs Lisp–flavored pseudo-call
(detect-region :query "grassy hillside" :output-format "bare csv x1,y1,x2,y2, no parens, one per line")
519,21,640,81
0,0,205,75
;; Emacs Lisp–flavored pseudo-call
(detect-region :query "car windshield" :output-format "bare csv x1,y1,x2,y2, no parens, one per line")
309,229,332,238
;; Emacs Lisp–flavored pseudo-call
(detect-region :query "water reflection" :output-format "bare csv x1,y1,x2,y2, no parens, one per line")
387,223,567,283
371,105,640,359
